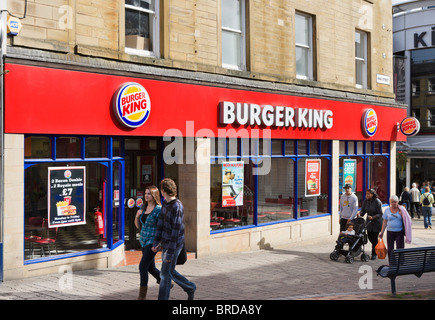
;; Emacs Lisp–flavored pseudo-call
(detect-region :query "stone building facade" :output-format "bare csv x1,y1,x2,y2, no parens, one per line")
0,0,405,280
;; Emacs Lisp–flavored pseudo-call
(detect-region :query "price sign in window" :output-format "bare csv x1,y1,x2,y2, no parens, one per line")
48,166,86,228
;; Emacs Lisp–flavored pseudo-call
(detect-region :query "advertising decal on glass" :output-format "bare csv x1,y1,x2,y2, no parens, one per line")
48,166,86,228
222,161,244,207
305,159,321,197
343,159,357,191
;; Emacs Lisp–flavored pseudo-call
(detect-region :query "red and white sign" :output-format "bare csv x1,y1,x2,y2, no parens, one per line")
220,101,333,129
4,63,407,142
361,109,378,137
113,82,151,128
400,117,420,137
305,159,321,197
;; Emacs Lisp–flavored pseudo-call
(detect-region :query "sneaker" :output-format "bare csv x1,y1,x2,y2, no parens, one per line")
429,225,432,229
187,284,196,300
187,289,195,300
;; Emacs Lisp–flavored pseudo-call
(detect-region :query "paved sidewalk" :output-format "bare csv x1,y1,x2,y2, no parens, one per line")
0,219,434,301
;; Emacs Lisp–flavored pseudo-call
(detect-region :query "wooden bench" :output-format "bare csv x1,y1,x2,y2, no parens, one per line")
376,246,435,297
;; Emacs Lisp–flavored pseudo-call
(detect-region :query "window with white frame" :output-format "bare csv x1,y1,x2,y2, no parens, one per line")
295,12,314,80
412,80,420,96
355,30,368,89
221,0,246,70
125,0,159,57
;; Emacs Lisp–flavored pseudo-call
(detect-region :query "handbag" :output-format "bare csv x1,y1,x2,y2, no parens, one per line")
375,238,387,259
176,244,187,265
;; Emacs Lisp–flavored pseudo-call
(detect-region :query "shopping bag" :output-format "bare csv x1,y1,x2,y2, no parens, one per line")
375,238,387,259
176,244,187,265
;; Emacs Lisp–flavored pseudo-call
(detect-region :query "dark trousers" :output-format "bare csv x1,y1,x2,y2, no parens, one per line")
387,230,405,263
339,218,350,232
410,202,420,218
139,244,161,286
367,231,379,256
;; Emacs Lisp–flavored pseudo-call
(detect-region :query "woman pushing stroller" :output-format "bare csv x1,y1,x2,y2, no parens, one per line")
358,188,383,260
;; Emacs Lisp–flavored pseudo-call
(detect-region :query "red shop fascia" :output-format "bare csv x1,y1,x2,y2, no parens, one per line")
4,63,407,142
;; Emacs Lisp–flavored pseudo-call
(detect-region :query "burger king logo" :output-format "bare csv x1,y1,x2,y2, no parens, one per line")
361,109,378,137
400,117,420,137
64,170,72,179
114,82,151,128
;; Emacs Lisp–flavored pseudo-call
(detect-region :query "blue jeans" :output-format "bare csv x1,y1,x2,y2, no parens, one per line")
158,246,196,300
139,244,160,286
422,206,433,229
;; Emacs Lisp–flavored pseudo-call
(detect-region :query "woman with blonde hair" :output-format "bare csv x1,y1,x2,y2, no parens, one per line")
134,185,162,300
379,195,412,262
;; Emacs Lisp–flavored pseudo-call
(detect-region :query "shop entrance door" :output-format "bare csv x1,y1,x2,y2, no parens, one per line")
124,138,160,250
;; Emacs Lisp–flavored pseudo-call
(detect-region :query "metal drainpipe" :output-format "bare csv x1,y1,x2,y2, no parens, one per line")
0,0,7,283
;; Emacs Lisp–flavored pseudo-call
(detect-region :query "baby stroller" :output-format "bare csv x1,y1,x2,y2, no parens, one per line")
330,217,371,264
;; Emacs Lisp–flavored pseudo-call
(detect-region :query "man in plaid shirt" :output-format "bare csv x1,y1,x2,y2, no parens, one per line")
152,178,196,300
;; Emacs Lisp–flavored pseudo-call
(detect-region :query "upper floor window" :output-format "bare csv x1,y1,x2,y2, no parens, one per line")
355,30,368,89
295,12,314,80
411,108,420,120
221,0,246,70
428,77,435,94
412,80,420,96
428,108,435,127
125,0,160,57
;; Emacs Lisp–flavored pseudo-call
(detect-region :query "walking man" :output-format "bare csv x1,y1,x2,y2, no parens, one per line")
410,183,421,219
152,178,196,300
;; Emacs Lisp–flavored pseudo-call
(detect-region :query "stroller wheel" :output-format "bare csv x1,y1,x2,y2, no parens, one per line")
330,251,339,261
361,253,370,262
345,256,354,264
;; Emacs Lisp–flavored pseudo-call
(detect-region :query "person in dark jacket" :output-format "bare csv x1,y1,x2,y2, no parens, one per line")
152,178,196,300
358,188,383,260
399,187,412,211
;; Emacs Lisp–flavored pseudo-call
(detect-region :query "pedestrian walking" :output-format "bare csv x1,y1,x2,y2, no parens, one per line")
134,185,162,300
339,184,359,232
358,188,383,260
152,178,196,300
410,183,421,219
420,186,433,229
379,195,412,263
399,187,411,211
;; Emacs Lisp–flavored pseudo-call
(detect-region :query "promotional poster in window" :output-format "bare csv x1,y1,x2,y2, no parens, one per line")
222,161,244,207
342,159,357,191
48,166,86,228
305,159,321,197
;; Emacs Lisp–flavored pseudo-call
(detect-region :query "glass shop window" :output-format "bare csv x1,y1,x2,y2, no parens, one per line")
258,158,295,221
24,162,107,260
25,136,52,159
85,137,107,158
368,156,388,204
210,161,255,230
296,158,330,217
56,137,81,158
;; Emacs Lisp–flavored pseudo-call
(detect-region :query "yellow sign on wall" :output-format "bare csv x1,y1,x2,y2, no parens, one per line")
7,15,22,36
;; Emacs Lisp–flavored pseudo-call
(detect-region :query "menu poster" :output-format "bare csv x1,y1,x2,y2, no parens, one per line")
342,159,357,191
222,161,244,207
305,159,321,197
48,166,86,228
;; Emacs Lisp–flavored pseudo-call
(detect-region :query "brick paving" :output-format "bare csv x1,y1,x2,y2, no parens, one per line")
0,219,434,301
